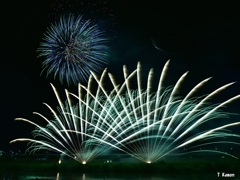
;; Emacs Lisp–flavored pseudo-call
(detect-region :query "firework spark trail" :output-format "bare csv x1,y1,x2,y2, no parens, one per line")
67,83,121,162
10,60,240,164
153,122,240,162
89,66,157,153
89,71,128,139
155,78,217,155
67,72,138,156
102,68,149,153
99,64,159,155
154,71,189,156
107,68,139,129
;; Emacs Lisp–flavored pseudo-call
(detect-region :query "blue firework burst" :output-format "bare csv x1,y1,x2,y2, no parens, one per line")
37,14,109,86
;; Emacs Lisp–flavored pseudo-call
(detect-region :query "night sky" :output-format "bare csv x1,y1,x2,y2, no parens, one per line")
1,1,240,152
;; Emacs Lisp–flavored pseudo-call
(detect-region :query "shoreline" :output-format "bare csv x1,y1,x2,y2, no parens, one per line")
1,155,239,175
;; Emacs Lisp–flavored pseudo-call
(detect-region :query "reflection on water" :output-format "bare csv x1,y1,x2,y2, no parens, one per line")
1,171,220,180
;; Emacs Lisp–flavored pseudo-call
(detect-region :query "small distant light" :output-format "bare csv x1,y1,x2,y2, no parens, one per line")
82,161,87,164
58,160,61,164
146,160,151,164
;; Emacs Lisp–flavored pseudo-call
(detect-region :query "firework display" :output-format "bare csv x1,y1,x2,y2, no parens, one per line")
37,14,109,86
10,61,240,164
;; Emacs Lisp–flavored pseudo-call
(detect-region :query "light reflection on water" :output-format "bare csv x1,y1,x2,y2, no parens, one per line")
1,171,218,180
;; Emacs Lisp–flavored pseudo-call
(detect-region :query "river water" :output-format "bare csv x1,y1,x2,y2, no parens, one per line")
1,171,223,180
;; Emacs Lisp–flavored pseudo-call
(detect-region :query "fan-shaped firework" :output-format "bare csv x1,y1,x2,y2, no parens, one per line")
10,79,119,164
10,61,240,164
100,61,240,163
37,14,109,86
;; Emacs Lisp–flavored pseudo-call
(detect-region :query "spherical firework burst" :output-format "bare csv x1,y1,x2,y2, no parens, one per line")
10,60,240,164
37,14,109,86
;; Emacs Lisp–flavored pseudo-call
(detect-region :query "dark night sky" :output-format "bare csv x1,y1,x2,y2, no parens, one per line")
1,1,240,152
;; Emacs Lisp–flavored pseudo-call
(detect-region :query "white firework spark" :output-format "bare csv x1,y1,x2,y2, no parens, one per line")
10,60,240,163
